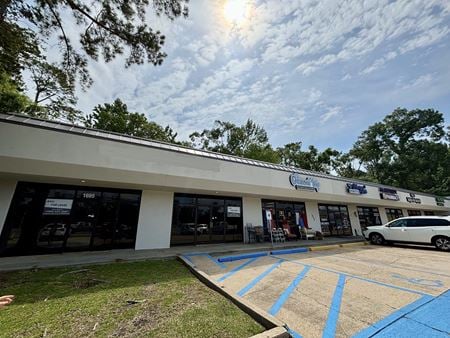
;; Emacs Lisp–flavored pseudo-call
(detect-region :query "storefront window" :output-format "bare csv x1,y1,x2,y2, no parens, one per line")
318,204,352,236
171,194,243,245
424,211,435,216
386,208,403,222
357,207,382,230
261,200,307,240
0,182,141,256
407,210,422,216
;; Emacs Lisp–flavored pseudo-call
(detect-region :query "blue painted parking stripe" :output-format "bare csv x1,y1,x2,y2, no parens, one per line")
288,328,303,338
205,254,227,269
218,251,268,262
237,259,283,297
323,274,346,338
270,255,430,296
269,265,311,316
217,257,260,282
351,294,434,338
182,253,226,269
270,247,309,255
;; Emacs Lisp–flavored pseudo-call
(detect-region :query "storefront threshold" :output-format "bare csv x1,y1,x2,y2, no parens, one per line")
0,237,365,272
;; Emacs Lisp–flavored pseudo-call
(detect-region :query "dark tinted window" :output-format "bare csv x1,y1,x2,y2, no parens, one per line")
1,182,141,256
357,206,382,228
406,218,450,227
389,219,406,227
386,208,403,222
407,210,421,216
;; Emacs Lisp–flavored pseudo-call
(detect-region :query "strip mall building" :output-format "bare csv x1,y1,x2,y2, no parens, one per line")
0,113,449,256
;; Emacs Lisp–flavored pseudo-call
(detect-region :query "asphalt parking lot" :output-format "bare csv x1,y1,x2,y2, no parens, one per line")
183,244,450,338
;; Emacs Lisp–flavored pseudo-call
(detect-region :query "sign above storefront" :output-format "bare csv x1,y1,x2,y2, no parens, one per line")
379,187,399,201
406,193,421,204
346,183,367,195
289,173,320,192
436,197,445,207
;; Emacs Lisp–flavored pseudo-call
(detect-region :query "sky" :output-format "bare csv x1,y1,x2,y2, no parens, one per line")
67,0,450,151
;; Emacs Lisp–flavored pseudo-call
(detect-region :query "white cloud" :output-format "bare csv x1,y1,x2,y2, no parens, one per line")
400,73,434,89
320,107,342,124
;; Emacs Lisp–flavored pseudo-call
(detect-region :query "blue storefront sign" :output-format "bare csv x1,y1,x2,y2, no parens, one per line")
289,173,320,192
346,183,367,195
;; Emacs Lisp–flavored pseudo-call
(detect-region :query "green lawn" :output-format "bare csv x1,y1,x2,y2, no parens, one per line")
0,259,264,338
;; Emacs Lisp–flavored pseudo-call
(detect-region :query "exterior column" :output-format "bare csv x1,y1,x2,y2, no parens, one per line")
0,180,17,236
242,196,263,243
135,190,174,250
304,200,321,232
379,208,390,225
347,204,362,236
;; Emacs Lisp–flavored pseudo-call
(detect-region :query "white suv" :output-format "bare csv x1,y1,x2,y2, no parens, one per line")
363,216,450,251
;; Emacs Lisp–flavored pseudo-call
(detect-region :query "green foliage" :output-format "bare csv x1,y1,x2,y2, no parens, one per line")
348,108,450,195
1,0,188,120
189,119,280,163
2,0,188,87
277,142,340,174
0,72,40,114
85,98,177,143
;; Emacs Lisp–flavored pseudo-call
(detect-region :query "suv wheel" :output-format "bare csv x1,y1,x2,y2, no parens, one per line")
369,233,385,245
433,236,450,251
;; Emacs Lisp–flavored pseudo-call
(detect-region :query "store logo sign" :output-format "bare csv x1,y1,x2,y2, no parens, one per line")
406,193,421,204
379,187,399,201
346,183,367,195
289,173,320,192
436,197,445,206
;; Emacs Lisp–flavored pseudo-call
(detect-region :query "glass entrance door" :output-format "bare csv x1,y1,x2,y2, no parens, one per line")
66,190,101,251
210,205,225,243
91,192,119,249
196,206,211,243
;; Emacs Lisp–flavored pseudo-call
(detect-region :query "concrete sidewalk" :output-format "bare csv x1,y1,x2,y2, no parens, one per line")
0,237,364,272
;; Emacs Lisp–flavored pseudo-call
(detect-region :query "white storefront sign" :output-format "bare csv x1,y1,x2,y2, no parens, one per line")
289,173,320,192
43,198,73,215
227,206,241,217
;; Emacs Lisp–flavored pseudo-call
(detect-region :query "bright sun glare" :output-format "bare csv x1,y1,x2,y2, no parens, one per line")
224,0,249,24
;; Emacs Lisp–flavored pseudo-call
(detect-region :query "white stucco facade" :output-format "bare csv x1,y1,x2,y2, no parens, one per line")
0,114,449,254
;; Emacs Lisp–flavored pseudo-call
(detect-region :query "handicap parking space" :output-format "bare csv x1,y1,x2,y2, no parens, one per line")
183,245,450,338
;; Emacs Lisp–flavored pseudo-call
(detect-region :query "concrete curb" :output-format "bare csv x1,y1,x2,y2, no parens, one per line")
177,255,290,338
208,238,365,259
216,241,369,262
249,327,291,338
0,238,366,272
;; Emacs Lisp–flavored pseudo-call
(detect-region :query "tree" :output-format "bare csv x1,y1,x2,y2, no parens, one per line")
348,108,450,195
1,0,188,119
277,142,340,174
189,119,280,163
85,98,177,143
0,72,40,114
0,21,82,120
